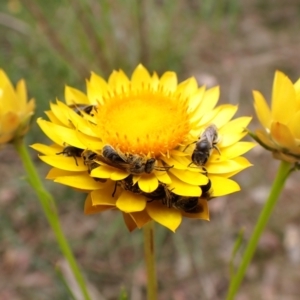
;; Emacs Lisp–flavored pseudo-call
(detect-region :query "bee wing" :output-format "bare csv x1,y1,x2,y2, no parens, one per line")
117,149,133,162
95,155,130,172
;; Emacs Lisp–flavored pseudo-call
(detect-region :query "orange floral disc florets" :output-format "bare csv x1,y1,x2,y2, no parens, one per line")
96,91,191,156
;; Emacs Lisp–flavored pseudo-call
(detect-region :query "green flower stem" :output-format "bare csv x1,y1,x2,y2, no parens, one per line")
143,221,158,300
14,140,91,300
226,160,292,300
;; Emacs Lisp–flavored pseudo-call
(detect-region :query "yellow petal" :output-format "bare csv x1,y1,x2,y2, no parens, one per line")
272,71,297,124
0,133,14,144
75,131,103,150
216,157,253,178
1,112,20,133
65,86,90,105
131,64,151,91
54,174,105,190
116,191,147,213
146,201,182,232
288,111,300,140
169,168,208,185
159,72,178,93
170,155,195,169
192,86,219,120
37,118,86,148
273,151,299,163
216,142,256,160
0,69,18,110
46,168,79,179
108,70,130,93
86,72,109,104
91,165,115,179
31,143,62,155
39,155,87,171
84,194,113,214
58,101,99,137
270,121,298,151
294,76,300,98
211,105,238,128
110,170,130,181
138,174,159,193
168,173,201,196
161,156,187,170
231,156,253,169
50,101,70,127
44,110,65,126
15,79,27,110
253,90,271,129
255,129,277,149
130,211,151,228
188,86,206,113
219,131,248,148
197,105,221,127
220,117,252,134
91,165,128,180
206,159,249,174
154,169,172,184
123,213,138,232
181,198,210,220
150,72,159,90
91,187,117,205
175,77,198,99
209,175,240,196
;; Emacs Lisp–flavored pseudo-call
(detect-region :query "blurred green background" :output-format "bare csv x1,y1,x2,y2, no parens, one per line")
1,0,300,299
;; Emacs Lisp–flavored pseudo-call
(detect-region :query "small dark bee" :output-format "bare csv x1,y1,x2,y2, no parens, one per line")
82,149,99,173
143,183,203,214
185,124,220,166
118,175,144,195
56,146,83,166
158,187,204,213
98,145,172,176
112,175,166,199
82,149,107,182
116,177,207,213
69,104,97,116
102,145,126,163
172,195,204,214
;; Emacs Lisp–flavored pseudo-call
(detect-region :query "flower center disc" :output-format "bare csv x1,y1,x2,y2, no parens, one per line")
97,93,191,156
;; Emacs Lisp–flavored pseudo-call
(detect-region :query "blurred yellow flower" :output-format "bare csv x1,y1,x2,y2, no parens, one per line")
32,64,254,231
0,69,35,145
252,71,300,162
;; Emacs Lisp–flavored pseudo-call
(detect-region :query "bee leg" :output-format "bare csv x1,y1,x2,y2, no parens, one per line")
147,198,155,203
213,145,221,155
112,181,118,197
164,164,174,171
155,164,174,171
188,161,196,167
56,151,79,166
202,166,208,175
183,140,197,152
72,156,79,166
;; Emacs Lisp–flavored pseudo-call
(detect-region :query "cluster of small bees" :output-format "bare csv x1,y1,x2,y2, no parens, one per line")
57,104,220,214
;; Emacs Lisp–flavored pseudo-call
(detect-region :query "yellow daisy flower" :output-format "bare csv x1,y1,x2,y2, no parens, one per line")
32,64,254,232
0,69,35,145
252,70,300,162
